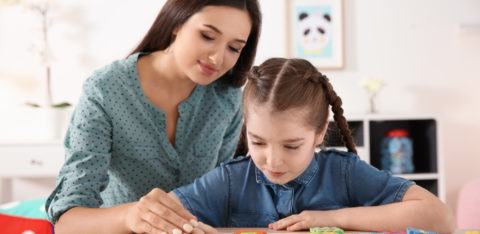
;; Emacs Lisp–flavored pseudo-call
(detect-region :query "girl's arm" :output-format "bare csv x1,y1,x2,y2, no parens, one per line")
54,188,198,234
269,185,455,234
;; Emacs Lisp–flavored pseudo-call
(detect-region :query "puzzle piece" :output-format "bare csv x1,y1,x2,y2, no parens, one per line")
234,230,267,234
406,227,438,234
310,226,344,234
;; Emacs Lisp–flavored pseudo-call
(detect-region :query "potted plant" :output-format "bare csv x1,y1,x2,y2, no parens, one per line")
1,0,72,139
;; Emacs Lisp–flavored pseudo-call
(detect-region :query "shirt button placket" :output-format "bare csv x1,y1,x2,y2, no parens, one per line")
175,169,180,183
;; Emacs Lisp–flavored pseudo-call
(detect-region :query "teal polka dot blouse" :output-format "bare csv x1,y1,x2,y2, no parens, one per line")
45,53,243,223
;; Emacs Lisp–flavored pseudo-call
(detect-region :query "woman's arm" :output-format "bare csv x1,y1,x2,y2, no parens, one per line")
55,188,199,234
269,185,455,233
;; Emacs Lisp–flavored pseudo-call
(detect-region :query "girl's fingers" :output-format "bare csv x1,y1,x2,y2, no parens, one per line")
285,221,306,232
269,215,298,230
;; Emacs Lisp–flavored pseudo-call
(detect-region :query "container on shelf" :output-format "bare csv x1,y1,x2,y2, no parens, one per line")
381,129,414,174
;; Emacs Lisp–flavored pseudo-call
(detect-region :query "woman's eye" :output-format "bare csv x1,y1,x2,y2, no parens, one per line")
201,32,213,40
284,145,299,150
229,46,241,53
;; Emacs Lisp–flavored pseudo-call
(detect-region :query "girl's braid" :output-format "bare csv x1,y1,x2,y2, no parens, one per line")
310,73,357,154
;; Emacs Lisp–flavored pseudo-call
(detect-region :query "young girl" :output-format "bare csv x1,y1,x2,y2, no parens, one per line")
170,58,455,233
46,0,261,233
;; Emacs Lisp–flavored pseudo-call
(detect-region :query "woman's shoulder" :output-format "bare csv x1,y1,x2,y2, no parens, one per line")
207,79,242,106
83,53,140,89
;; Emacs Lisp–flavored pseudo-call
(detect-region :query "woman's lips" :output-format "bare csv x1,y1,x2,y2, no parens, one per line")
198,61,218,75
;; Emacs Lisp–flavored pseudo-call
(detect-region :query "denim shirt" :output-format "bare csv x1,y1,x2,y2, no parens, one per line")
173,149,415,227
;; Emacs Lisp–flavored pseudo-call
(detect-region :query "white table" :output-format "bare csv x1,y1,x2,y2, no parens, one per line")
0,140,64,203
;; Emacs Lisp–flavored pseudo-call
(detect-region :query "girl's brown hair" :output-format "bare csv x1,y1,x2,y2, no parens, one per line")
234,58,357,157
129,0,261,88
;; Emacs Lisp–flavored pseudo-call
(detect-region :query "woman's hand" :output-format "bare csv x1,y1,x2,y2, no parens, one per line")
268,210,335,232
124,188,199,234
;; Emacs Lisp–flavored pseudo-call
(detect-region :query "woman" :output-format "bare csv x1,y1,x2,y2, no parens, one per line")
45,1,261,233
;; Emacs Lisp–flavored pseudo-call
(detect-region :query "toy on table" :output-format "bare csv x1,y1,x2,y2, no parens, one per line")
406,227,438,234
309,227,344,234
234,230,267,234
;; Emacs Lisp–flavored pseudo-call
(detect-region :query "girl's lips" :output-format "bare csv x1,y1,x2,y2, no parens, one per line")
268,170,286,177
198,61,218,75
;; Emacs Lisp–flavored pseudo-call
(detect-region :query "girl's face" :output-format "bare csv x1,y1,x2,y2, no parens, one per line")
246,105,326,185
170,6,252,85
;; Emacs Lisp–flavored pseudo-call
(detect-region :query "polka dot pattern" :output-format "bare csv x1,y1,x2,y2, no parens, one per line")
45,53,243,223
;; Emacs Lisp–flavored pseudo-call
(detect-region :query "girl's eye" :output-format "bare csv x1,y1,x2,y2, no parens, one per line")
284,145,299,150
201,32,213,40
251,141,264,146
229,46,241,53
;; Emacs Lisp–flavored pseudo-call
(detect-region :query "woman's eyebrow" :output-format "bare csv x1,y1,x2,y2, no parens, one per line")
204,24,247,44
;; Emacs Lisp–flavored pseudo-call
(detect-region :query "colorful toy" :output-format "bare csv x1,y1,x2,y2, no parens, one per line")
309,226,344,234
406,227,438,234
234,230,267,234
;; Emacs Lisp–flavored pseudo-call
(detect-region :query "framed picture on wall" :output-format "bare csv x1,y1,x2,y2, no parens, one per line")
286,0,344,69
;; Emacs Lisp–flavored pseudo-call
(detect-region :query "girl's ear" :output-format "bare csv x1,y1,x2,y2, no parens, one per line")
314,121,329,146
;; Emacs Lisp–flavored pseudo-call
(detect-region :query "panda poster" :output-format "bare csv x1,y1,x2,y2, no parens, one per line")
287,0,344,69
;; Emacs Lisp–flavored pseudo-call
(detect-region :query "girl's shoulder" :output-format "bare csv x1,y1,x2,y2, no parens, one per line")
316,148,361,164
318,148,358,158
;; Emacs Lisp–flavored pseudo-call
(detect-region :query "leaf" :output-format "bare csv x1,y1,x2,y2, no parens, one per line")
25,102,40,108
52,102,72,108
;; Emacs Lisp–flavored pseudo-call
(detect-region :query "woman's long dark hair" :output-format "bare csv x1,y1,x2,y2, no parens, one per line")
234,58,357,157
130,0,261,88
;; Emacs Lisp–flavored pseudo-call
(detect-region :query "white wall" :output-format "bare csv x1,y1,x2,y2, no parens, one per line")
1,0,480,216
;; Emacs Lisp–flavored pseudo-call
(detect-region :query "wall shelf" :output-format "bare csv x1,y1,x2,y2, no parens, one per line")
324,113,445,201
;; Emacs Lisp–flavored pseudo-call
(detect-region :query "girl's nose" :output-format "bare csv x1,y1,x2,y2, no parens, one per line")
266,147,282,169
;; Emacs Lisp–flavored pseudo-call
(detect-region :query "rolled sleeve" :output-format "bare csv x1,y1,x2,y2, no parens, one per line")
346,155,415,206
45,80,113,223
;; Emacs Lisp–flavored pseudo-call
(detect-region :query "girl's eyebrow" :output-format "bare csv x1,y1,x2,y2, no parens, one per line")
203,24,247,44
247,131,304,143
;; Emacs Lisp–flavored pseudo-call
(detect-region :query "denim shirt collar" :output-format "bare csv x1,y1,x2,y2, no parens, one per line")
254,153,319,187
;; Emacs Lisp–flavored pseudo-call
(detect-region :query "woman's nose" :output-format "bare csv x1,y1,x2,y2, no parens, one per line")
208,47,224,65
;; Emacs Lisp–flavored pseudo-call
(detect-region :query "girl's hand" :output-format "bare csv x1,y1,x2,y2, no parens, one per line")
124,188,198,234
268,210,335,232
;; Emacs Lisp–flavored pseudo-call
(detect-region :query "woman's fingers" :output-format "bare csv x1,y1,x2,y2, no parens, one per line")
151,188,197,221
140,188,197,233
141,209,180,234
196,221,218,234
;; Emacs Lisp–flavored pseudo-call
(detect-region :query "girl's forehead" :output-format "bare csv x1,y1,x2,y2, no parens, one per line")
245,105,314,133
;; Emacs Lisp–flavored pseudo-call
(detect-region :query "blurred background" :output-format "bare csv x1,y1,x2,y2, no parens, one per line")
0,0,479,221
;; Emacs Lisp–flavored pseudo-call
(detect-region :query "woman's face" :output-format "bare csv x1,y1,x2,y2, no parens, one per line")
246,105,326,185
170,6,252,85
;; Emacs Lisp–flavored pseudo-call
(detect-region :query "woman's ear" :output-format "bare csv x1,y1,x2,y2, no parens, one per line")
314,121,329,146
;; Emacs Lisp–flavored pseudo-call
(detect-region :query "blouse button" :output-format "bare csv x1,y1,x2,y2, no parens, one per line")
175,169,180,175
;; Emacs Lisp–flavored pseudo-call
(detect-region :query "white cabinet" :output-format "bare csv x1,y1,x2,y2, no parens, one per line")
0,141,64,203
325,114,445,201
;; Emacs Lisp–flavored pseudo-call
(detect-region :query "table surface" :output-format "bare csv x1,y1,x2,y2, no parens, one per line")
216,228,473,234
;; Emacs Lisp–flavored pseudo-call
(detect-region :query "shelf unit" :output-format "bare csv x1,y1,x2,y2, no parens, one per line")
324,113,444,201
0,140,64,203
